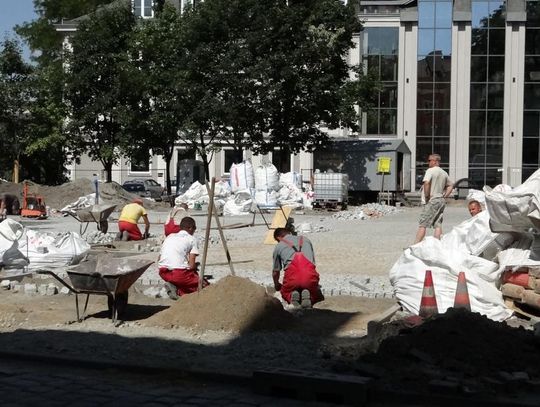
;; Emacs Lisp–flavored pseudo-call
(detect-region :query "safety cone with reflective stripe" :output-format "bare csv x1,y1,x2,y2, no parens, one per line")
453,271,471,311
419,270,438,318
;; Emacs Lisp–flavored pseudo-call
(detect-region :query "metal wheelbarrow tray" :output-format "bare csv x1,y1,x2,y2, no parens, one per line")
64,204,117,235
38,256,154,323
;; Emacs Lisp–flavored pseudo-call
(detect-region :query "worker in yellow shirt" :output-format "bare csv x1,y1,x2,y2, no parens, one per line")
117,198,150,241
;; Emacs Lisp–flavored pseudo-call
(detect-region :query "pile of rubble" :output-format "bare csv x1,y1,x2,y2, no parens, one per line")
332,203,403,221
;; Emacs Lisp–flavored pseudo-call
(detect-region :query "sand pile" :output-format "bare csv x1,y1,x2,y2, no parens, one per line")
0,179,162,211
148,276,294,333
355,308,540,393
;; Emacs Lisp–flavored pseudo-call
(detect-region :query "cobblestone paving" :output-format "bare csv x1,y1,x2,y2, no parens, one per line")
0,358,337,406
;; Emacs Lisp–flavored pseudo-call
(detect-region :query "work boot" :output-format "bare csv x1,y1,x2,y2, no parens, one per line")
290,290,301,308
121,231,129,241
301,289,312,309
164,282,179,300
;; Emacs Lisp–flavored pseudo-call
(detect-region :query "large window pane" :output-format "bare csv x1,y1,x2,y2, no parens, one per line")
418,56,435,82
470,84,487,109
469,137,487,163
525,56,540,81
472,1,489,28
417,111,433,136
488,1,506,27
379,109,397,135
418,1,435,28
524,84,540,109
485,137,503,162
486,111,504,138
366,111,378,134
433,83,451,109
471,29,488,55
523,137,540,165
524,112,540,137
365,55,380,76
417,83,433,109
526,29,540,54
380,84,397,108
471,56,488,82
527,2,540,28
434,56,451,81
416,137,434,163
418,30,435,55
432,138,449,163
435,29,452,56
470,111,487,137
488,56,505,82
489,29,505,55
487,84,504,109
435,1,452,28
380,56,398,81
433,110,450,137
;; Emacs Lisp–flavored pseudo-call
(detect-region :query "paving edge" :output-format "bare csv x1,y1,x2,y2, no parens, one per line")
0,349,251,386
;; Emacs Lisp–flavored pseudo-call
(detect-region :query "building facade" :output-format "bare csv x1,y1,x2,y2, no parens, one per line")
59,0,540,191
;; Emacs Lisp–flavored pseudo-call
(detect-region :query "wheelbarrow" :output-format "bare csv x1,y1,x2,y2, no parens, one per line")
37,255,154,323
63,204,116,235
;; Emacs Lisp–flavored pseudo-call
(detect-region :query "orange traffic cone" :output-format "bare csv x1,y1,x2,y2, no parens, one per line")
453,271,471,311
419,269,438,318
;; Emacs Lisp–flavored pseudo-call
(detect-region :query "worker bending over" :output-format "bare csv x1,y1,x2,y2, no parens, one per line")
272,227,323,308
117,198,150,241
164,200,188,236
158,216,209,299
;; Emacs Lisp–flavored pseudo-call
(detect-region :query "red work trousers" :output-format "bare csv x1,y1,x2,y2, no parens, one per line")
280,264,322,304
163,220,181,236
159,267,209,296
118,221,142,241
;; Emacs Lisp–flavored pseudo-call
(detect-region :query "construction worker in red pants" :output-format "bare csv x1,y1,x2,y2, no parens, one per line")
158,216,209,299
272,227,324,308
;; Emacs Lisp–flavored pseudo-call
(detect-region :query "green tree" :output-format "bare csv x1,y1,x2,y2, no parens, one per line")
0,39,33,181
64,1,138,182
131,3,189,194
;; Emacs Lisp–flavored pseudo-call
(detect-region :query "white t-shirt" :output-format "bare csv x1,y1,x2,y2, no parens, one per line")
158,230,199,270
422,166,451,201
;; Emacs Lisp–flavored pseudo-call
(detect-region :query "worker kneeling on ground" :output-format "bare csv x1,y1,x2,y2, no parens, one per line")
158,216,209,299
272,227,324,308
117,198,150,241
164,200,188,236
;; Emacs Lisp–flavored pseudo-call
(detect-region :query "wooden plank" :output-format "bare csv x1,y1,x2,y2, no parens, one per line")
263,206,293,245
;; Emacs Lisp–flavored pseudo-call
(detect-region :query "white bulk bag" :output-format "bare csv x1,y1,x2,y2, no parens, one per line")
255,163,279,192
230,161,255,192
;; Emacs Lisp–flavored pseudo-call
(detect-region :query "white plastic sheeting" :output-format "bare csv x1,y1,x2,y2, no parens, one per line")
0,219,90,271
223,190,253,216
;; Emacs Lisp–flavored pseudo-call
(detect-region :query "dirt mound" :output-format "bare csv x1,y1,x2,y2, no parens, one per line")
147,276,294,333
0,179,164,211
356,308,540,393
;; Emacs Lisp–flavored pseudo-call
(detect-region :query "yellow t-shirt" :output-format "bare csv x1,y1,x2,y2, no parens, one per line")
119,203,147,224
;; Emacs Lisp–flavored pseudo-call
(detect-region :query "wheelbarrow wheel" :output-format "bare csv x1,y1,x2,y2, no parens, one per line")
107,292,129,320
98,220,109,234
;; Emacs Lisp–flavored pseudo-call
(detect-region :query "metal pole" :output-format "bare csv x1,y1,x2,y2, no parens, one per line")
206,179,235,276
198,178,215,291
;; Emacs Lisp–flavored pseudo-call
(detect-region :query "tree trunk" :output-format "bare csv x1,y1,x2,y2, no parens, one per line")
104,162,113,183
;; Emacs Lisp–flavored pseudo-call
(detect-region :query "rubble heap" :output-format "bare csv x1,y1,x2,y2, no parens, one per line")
332,203,402,220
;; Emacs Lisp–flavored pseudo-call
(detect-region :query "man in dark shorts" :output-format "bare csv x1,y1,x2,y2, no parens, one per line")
414,154,454,244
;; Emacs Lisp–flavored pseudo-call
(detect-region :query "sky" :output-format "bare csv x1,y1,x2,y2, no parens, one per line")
0,0,38,59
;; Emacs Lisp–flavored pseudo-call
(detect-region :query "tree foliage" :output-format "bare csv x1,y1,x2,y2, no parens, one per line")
64,2,138,182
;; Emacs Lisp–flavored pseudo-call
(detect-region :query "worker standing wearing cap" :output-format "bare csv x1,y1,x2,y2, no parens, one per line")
117,198,150,241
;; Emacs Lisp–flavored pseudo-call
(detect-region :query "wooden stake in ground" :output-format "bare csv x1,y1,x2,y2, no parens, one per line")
205,179,235,277
198,178,215,292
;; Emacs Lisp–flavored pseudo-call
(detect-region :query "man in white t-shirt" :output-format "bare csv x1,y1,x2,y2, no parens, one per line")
158,216,208,299
414,154,454,244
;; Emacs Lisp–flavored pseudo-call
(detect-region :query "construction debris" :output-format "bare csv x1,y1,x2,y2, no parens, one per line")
332,203,402,220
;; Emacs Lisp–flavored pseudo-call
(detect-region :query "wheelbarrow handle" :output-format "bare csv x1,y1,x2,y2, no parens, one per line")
36,269,80,294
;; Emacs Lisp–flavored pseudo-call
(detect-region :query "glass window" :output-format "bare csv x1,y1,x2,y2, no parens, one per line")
525,56,540,81
488,1,506,27
380,84,398,108
488,56,505,82
418,1,435,28
379,109,397,134
130,151,150,172
489,29,506,54
433,83,451,109
487,111,504,137
434,29,452,56
526,29,540,54
133,0,142,17
224,150,243,172
432,138,450,161
433,56,451,82
487,84,504,109
417,111,433,136
366,111,378,134
527,1,540,28
380,56,398,81
417,84,434,109
435,1,453,28
416,137,434,163
471,56,488,82
272,150,291,173
472,1,490,28
433,110,450,136
470,111,487,137
470,84,487,109
418,56,435,82
523,137,540,164
364,28,399,55
418,30,435,55
471,29,488,55
469,137,488,162
525,84,540,109
524,111,540,137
